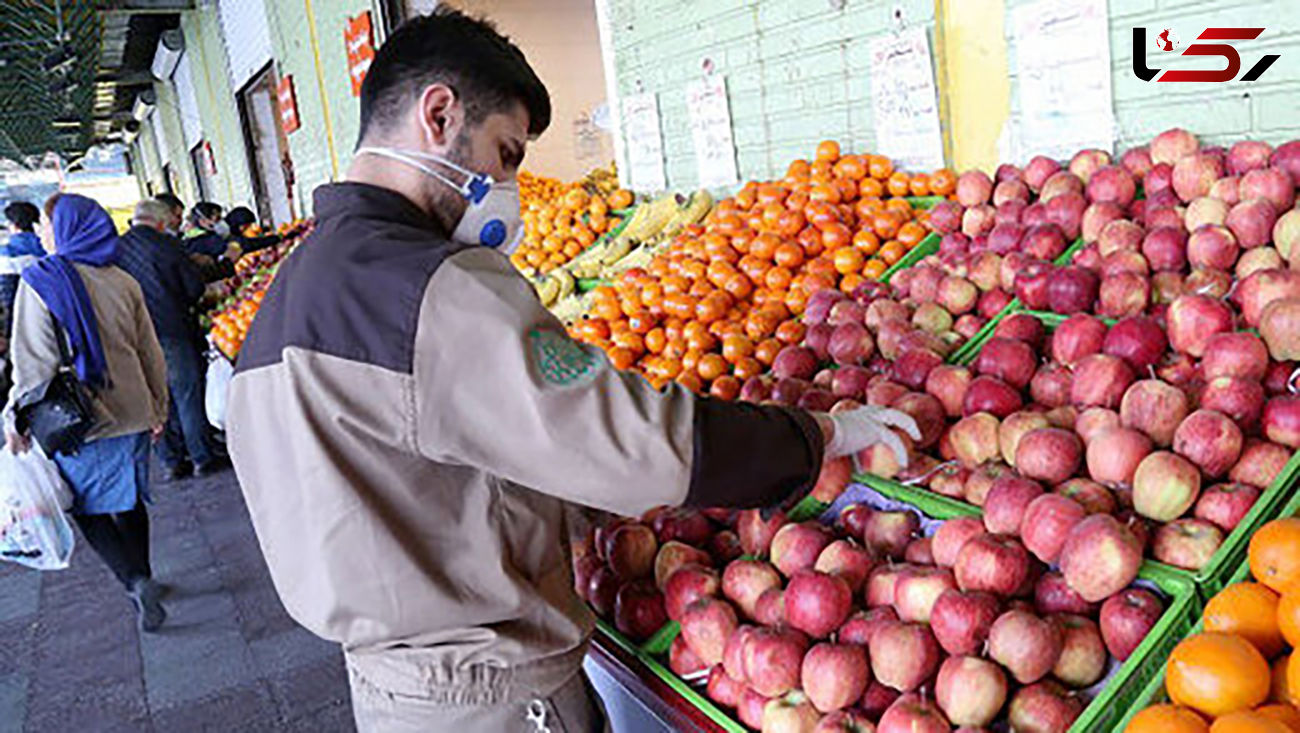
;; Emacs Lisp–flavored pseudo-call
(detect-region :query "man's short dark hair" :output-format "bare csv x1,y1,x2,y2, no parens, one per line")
357,8,550,145
4,201,39,232
155,192,184,212
190,201,222,227
226,206,256,233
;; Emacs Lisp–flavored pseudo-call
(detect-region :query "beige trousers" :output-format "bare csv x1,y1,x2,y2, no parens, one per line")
347,658,609,733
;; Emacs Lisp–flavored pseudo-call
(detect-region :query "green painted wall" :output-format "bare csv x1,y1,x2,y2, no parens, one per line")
151,79,198,202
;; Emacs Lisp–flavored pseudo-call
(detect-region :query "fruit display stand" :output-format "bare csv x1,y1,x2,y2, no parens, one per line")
588,484,1198,733
861,307,1300,601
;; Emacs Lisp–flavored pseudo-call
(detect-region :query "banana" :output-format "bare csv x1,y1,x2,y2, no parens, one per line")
553,269,576,301
599,235,635,266
534,276,560,307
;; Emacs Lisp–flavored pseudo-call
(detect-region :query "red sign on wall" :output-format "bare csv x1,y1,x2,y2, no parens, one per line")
345,12,375,97
278,74,301,134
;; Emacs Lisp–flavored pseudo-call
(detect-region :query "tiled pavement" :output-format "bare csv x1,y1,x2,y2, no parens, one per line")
0,466,353,732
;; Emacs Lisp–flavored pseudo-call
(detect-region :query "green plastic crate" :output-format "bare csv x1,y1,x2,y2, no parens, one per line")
594,484,1199,733
872,307,1300,599
904,195,947,210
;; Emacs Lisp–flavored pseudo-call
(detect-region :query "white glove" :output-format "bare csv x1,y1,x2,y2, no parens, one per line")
825,406,921,467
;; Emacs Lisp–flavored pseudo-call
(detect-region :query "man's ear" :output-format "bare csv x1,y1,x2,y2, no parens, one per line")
416,83,464,152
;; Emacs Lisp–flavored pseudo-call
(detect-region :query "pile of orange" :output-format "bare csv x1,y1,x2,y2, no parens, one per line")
1126,517,1300,733
570,141,954,396
210,291,265,360
512,171,634,275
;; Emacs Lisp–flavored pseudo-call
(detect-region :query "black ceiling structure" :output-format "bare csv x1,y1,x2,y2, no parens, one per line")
0,1,189,167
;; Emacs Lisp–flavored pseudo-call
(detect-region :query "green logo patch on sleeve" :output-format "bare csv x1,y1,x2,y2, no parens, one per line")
528,328,603,387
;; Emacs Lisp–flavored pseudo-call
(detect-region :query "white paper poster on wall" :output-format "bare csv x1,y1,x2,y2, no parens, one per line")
868,27,945,172
686,76,739,189
621,93,667,192
1011,0,1114,161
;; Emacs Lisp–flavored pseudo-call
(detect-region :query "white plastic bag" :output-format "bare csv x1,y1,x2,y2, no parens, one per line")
206,351,234,431
0,445,75,570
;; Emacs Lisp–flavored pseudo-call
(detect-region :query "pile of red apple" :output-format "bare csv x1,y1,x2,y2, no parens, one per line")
575,494,1169,732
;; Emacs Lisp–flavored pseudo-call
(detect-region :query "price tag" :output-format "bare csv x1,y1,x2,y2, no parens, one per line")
868,27,945,171
686,76,739,189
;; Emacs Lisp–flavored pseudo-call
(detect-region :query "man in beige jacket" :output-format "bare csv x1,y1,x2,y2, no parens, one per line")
227,9,916,732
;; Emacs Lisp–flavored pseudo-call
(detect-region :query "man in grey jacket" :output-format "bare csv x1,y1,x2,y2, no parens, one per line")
227,9,915,732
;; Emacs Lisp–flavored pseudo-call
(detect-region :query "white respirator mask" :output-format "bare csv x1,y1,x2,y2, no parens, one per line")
357,147,524,253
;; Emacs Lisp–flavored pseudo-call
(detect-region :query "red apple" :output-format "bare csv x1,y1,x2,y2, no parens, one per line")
1016,428,1084,485
813,710,876,733
1187,196,1229,231
1020,494,1087,565
1098,219,1145,258
931,589,1001,656
866,565,916,609
988,609,1062,684
1098,272,1150,318
1231,439,1293,488
1042,171,1084,201
1227,197,1279,249
738,687,772,729
1026,155,1063,191
1187,224,1240,270
1228,140,1273,175
771,522,835,578
1121,379,1190,446
1236,269,1300,327
1194,482,1261,532
1047,267,1100,314
984,476,1045,534
723,559,782,620
963,463,1009,506
738,509,787,557
707,665,745,708
869,621,943,692
754,588,786,627
1100,588,1163,660
723,625,756,681
1142,226,1189,271
957,170,994,206
1103,316,1168,372
614,580,669,641
814,539,876,593
681,597,738,666
999,411,1051,467
708,530,744,567
1059,515,1143,602
655,540,713,590
1200,377,1266,430
976,337,1038,390
1071,354,1136,410
894,567,959,624
587,566,621,617
1264,396,1300,448
1173,409,1244,478
1030,363,1074,409
1168,294,1236,357
863,511,921,560
838,606,899,647
1173,153,1224,202
963,375,1024,420
879,693,952,733
1261,298,1300,361
1035,571,1098,616
955,533,1031,597
1132,450,1201,522
801,643,870,714
786,570,853,639
1049,614,1106,688
1007,681,1084,733
1071,149,1113,184
1152,518,1224,570
607,523,659,580
665,563,721,621
1086,427,1153,487
670,633,709,676
1052,314,1107,366
1151,128,1197,167
926,365,974,419
936,655,1008,729
744,626,810,698
1056,478,1118,515
933,516,987,567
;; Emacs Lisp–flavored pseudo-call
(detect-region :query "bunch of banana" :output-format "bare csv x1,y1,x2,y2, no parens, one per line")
580,163,619,195
533,268,576,308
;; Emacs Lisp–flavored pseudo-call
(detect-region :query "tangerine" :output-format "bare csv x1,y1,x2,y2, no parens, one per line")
815,140,841,163
1257,705,1300,733
1124,704,1209,733
1167,632,1271,718
710,375,741,401
1253,519,1300,594
1204,583,1285,659
1209,710,1291,733
1275,655,1297,705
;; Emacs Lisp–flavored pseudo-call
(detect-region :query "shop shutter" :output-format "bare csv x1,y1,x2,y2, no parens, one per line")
153,103,174,169
139,117,162,185
217,0,273,92
174,53,203,150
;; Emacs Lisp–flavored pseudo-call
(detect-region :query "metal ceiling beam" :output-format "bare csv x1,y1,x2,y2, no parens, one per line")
94,1,194,13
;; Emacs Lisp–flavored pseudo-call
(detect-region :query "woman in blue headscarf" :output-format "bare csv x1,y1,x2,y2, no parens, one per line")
3,193,171,632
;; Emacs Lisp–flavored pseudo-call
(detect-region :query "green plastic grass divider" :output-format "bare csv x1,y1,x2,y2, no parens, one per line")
595,619,748,733
880,232,941,284
904,195,946,209
576,278,608,293
640,620,680,656
788,495,831,522
948,304,1016,365
854,472,981,518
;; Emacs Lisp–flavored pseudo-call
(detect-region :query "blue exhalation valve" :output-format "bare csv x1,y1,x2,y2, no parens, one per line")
480,220,507,247
466,176,492,204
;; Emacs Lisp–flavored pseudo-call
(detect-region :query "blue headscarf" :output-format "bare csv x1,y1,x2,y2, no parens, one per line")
21,194,120,387
0,231,45,258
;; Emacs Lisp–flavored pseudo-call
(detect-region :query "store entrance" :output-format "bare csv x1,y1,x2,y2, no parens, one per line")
237,65,294,226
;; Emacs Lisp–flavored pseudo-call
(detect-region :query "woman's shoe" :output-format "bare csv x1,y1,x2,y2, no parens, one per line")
129,578,167,632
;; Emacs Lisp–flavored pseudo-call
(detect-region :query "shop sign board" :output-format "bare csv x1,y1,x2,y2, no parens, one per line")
621,92,667,193
1011,0,1114,161
278,74,301,134
867,27,945,172
345,12,376,97
685,76,739,189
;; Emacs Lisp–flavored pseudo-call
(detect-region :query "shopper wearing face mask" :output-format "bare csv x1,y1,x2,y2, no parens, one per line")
226,9,918,732
183,201,230,259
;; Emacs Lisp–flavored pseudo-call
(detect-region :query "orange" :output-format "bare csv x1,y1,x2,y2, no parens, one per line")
1274,655,1297,705
1210,710,1291,733
863,258,888,280
1290,653,1300,704
908,173,931,196
1281,593,1300,650
1125,704,1209,733
709,375,741,401
834,247,866,275
840,273,866,293
859,177,884,199
887,172,911,197
1258,705,1300,733
930,168,957,196
1252,519,1300,594
879,240,907,266
1204,583,1285,659
815,140,841,163
675,371,704,394
868,154,893,180
1167,633,1271,718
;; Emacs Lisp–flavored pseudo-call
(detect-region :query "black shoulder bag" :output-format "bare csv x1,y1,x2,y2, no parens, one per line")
14,314,97,456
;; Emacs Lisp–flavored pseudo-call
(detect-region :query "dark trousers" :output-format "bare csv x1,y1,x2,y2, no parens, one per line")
157,336,215,469
73,502,152,589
